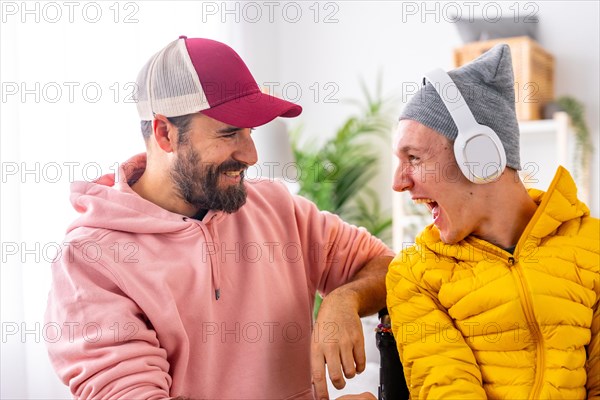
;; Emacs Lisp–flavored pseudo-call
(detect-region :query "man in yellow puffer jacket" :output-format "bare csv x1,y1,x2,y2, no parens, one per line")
387,44,599,399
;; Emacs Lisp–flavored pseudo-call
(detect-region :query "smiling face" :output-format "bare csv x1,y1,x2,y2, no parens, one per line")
169,113,258,213
393,120,491,244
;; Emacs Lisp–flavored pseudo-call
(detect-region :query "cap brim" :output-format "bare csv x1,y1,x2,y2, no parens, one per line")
201,92,302,128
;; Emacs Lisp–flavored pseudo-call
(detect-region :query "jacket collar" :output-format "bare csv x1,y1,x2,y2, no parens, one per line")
417,166,589,260
525,166,589,239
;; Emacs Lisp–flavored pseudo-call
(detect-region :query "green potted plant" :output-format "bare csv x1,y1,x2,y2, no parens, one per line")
290,78,394,317
555,96,593,180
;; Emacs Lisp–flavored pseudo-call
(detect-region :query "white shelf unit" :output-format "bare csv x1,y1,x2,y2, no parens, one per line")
392,112,586,252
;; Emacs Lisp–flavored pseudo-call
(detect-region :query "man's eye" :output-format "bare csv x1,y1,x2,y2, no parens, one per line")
408,155,420,165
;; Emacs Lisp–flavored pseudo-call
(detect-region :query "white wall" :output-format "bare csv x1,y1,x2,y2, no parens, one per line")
536,1,599,211
1,1,598,398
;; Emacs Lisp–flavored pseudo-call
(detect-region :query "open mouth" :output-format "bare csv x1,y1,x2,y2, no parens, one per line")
224,170,242,178
217,160,248,182
221,170,245,183
413,198,440,222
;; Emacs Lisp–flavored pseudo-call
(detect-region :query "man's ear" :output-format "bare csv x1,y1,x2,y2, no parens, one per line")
152,114,176,153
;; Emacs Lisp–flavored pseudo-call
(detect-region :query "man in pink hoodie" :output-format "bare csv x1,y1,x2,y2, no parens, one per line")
44,36,393,400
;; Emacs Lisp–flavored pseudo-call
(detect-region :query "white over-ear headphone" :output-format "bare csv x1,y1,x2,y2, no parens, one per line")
423,68,507,184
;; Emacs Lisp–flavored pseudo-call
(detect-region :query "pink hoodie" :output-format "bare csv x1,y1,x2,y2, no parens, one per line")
45,154,392,399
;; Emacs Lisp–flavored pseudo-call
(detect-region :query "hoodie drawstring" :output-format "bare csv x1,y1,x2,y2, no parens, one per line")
196,221,221,301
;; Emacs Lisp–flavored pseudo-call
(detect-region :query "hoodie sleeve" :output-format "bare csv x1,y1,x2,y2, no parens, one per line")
45,239,172,399
292,194,393,296
386,247,486,400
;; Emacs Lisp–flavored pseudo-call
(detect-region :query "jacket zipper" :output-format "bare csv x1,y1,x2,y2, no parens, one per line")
508,255,545,399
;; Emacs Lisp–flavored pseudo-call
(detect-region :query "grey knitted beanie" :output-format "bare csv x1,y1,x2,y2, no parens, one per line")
400,44,521,170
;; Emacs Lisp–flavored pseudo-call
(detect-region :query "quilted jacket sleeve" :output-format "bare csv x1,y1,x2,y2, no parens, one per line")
588,297,600,399
386,247,486,400
583,216,600,399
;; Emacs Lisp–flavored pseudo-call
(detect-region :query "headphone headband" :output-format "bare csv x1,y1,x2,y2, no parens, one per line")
421,68,507,184
423,69,478,134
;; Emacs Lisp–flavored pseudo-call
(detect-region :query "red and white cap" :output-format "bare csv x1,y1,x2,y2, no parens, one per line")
135,36,302,127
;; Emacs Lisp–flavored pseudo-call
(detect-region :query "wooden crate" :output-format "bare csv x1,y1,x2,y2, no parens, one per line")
453,36,554,121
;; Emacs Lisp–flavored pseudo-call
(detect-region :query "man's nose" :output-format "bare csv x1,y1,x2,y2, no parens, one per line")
392,162,414,192
233,129,258,166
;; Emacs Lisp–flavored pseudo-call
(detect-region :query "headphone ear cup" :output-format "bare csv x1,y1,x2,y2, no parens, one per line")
454,127,507,184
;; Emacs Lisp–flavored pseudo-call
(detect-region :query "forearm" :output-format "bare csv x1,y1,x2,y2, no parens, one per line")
326,255,392,317
311,255,392,398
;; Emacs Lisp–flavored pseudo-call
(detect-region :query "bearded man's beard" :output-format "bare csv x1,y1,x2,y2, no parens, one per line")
171,146,248,213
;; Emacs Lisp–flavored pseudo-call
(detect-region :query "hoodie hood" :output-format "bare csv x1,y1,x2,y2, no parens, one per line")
67,153,226,300
67,153,207,235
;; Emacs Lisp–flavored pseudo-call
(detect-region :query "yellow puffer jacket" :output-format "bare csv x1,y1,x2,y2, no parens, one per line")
387,167,599,399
